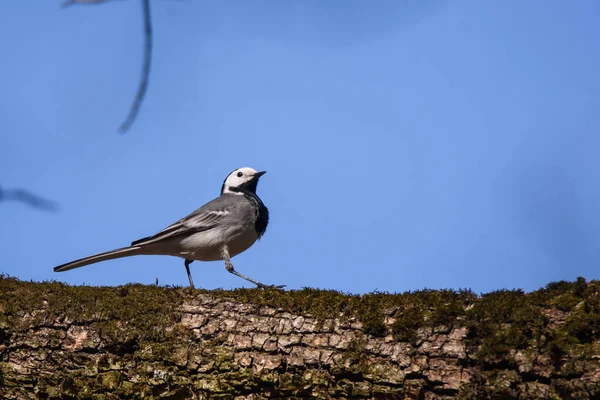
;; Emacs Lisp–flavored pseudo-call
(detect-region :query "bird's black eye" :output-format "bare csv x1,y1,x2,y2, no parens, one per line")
237,172,243,177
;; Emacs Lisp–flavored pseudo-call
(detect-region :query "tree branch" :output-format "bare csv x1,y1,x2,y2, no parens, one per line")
0,185,59,212
62,0,124,9
119,0,152,133
1,277,599,398
62,0,153,134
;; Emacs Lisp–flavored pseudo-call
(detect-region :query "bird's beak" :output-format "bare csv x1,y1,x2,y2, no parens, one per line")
255,171,267,178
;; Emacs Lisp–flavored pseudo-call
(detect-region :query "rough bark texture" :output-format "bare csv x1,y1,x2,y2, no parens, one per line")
0,276,599,399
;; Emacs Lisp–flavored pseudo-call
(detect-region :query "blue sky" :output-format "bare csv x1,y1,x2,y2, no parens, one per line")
1,0,599,294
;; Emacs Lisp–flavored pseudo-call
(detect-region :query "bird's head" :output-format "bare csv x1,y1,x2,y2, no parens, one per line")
221,167,267,195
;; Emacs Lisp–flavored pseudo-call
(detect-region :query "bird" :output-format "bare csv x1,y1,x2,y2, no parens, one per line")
54,167,283,289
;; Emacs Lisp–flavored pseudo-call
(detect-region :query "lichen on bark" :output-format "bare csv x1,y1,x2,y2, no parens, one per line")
0,275,599,399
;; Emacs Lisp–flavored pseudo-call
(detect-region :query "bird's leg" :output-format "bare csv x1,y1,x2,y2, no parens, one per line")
221,245,285,289
184,259,195,289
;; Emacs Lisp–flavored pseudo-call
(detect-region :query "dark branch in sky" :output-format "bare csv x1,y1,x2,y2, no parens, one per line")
0,185,59,212
62,0,124,9
61,0,153,134
119,0,152,133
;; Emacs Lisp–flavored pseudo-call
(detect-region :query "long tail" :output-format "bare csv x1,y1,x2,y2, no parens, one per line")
54,246,142,272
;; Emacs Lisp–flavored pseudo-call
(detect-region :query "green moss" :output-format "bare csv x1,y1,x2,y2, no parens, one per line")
459,280,600,365
0,273,194,376
388,289,475,342
220,368,258,391
361,303,387,337
214,348,236,371
277,371,304,394
464,289,548,361
565,295,600,343
2,274,596,342
207,287,477,341
97,371,122,390
302,369,331,389
392,305,425,343
372,383,403,397
343,336,368,367
0,275,183,340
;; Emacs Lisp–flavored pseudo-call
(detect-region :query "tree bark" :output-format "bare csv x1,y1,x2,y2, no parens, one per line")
0,276,599,399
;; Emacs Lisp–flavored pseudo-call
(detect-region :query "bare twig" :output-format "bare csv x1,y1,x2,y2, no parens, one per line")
62,0,123,9
119,0,152,133
0,185,59,212
62,0,153,134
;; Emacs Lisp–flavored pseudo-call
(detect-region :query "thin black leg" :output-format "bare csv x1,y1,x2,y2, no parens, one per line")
184,259,195,288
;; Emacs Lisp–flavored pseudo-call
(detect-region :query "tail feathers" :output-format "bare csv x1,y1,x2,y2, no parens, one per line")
54,246,142,272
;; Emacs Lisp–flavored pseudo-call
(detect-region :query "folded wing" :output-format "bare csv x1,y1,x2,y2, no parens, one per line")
131,207,232,247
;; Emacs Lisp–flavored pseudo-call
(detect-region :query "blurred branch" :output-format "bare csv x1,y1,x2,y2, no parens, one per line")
62,0,124,8
0,185,59,212
62,0,153,134
119,0,152,133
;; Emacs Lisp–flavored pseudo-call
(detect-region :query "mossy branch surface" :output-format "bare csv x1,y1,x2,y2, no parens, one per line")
0,275,599,399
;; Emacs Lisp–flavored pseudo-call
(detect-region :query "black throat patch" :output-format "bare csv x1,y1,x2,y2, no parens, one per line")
236,191,269,238
224,177,269,238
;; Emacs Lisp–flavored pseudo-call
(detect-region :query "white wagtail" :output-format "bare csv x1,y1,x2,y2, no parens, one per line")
54,167,283,289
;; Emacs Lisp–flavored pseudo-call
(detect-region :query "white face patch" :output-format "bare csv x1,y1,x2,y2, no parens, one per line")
222,167,259,194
